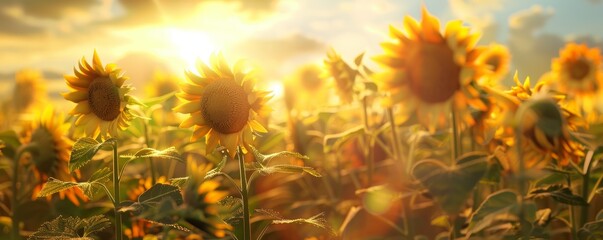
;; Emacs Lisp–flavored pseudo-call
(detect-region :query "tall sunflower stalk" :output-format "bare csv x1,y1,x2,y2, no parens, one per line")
174,53,271,240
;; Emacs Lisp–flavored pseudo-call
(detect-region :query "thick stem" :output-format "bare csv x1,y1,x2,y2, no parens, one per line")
112,141,123,240
514,127,529,239
11,152,20,240
238,148,251,240
581,149,595,228
451,103,460,161
568,176,578,239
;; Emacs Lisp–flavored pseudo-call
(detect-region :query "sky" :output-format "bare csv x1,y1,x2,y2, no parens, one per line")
1,0,603,100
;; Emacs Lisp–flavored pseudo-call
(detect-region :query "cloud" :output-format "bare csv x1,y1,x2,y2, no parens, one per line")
228,34,326,79
507,5,563,81
448,0,503,44
0,11,42,36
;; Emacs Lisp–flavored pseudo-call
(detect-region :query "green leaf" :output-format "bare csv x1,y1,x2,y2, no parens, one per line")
130,147,184,163
37,178,79,198
0,130,21,158
354,52,365,66
69,137,114,172
467,190,519,235
142,91,176,108
323,125,365,153
249,146,309,166
89,167,112,183
206,155,227,179
28,215,110,239
412,152,488,215
253,164,322,177
169,177,189,188
119,183,183,224
528,184,588,206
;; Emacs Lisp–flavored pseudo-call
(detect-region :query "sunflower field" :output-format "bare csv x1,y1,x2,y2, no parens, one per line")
2,1,603,240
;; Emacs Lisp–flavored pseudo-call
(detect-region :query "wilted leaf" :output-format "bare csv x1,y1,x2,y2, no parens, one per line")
249,146,309,166
579,220,603,240
253,164,321,177
412,152,488,214
28,215,110,239
354,52,365,66
528,184,587,206
69,137,114,172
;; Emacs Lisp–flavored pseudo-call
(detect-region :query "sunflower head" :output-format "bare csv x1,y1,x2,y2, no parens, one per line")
374,6,487,130
63,50,137,140
174,53,271,158
20,108,86,205
493,74,584,171
552,43,602,92
476,43,511,85
323,48,356,104
12,69,47,114
284,64,328,112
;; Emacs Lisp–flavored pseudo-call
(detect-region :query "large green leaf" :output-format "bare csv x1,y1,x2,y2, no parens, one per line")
249,146,309,166
323,126,365,153
69,137,114,172
118,183,183,224
467,190,519,235
412,152,488,214
129,147,184,163
527,184,588,206
28,215,111,239
37,178,79,198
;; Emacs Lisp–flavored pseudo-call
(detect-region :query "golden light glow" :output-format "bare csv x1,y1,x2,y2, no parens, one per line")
167,28,217,71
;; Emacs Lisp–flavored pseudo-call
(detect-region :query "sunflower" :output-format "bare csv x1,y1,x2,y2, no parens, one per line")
475,43,511,86
542,43,603,119
183,160,232,238
284,64,329,112
485,73,584,171
20,108,86,205
63,50,137,140
324,48,356,104
373,7,487,131
174,53,271,158
145,71,181,112
12,69,47,114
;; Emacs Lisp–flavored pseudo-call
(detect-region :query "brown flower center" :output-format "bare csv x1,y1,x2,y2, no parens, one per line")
486,55,501,73
201,79,250,134
31,127,58,175
408,42,461,103
568,58,590,81
88,77,121,121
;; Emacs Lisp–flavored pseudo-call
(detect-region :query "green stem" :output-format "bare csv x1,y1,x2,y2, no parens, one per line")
567,176,578,239
386,107,409,236
514,126,528,239
112,141,123,240
143,122,157,185
451,103,460,161
361,97,374,185
11,152,21,240
238,148,251,240
581,149,595,228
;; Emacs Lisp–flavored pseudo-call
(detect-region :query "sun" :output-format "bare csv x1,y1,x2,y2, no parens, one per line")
166,28,217,70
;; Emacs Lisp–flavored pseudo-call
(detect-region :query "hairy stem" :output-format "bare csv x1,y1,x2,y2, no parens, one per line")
112,141,123,240
238,147,251,240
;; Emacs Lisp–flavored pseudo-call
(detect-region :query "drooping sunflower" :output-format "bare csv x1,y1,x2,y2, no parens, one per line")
542,43,603,119
324,48,356,104
374,7,488,131
63,50,136,140
475,43,511,86
174,53,271,158
485,73,584,171
20,108,86,205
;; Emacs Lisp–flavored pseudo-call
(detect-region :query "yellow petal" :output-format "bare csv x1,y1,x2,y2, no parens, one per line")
70,101,91,114
191,125,211,142
220,133,239,158
248,120,267,133
173,100,201,114
205,130,220,155
63,91,88,102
